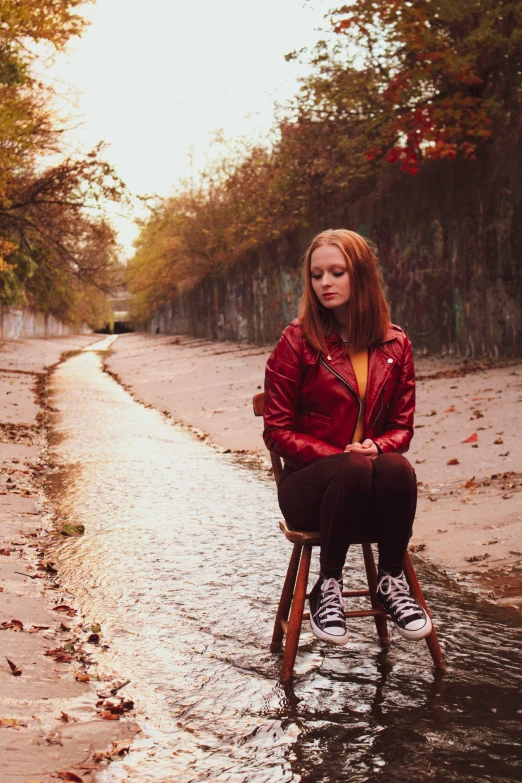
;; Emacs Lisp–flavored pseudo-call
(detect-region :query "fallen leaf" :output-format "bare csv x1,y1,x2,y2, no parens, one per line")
415,458,425,464
99,710,119,720
60,524,85,537
56,772,82,782
494,437,504,444
90,623,101,633
45,648,74,663
462,433,478,443
28,625,50,633
111,739,131,756
74,672,90,682
465,553,490,562
46,732,63,746
447,458,460,465
409,543,426,552
444,405,455,413
0,717,21,728
6,658,22,676
52,605,77,616
58,711,77,723
0,548,11,556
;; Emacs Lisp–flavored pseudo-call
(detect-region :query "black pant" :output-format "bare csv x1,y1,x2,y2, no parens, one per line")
277,452,417,578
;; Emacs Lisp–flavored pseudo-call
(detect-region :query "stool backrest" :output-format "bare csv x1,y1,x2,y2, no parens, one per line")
252,391,284,485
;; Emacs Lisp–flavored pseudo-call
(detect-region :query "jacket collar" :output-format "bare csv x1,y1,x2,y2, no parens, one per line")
324,325,398,347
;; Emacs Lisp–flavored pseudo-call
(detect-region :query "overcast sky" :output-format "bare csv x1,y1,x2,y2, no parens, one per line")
47,0,331,256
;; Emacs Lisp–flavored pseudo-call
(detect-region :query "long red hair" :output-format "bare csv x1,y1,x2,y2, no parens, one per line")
298,229,391,354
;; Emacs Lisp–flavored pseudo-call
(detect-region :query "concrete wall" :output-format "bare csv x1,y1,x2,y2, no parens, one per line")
0,306,90,340
146,135,522,357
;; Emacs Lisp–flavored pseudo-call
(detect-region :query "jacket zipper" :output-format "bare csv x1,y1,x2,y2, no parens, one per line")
320,357,361,444
372,385,387,427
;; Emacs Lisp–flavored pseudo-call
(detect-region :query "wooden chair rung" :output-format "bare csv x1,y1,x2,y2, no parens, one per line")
302,609,389,621
305,588,371,599
345,609,390,619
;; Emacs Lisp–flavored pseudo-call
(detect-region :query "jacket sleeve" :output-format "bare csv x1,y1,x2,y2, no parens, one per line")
263,331,343,466
372,336,415,454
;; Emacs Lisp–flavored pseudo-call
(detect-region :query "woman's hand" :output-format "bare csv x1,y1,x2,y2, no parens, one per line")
344,439,379,458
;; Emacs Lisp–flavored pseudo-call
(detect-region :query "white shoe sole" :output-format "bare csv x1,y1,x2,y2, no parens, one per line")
310,616,349,646
394,614,433,641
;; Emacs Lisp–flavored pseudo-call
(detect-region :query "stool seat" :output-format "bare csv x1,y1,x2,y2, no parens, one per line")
280,519,320,546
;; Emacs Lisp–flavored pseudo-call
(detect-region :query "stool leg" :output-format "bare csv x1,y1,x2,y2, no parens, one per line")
271,543,302,653
403,553,446,670
281,543,312,684
362,543,390,645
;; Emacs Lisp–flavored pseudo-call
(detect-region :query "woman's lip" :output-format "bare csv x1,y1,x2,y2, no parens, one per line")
322,293,336,298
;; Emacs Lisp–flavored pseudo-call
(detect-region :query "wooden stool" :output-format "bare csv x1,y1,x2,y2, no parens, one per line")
253,392,446,683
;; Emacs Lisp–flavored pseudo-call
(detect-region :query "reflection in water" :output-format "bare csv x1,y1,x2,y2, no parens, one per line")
48,344,522,783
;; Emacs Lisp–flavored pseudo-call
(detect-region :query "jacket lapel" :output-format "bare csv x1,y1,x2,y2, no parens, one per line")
324,334,359,394
366,328,398,421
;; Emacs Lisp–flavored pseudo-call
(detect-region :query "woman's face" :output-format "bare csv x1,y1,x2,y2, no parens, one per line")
310,243,350,310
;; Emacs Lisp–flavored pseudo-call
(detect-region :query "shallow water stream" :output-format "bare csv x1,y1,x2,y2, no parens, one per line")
47,338,522,782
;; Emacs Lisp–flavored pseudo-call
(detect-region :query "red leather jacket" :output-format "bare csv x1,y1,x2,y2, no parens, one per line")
263,320,415,469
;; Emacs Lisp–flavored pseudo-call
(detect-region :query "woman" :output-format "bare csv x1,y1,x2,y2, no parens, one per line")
263,229,432,646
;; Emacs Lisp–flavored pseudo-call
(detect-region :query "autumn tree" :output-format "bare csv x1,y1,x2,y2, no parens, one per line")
329,0,522,172
129,0,522,319
0,0,125,327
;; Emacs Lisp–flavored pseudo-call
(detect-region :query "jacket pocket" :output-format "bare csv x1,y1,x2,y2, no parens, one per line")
296,410,332,432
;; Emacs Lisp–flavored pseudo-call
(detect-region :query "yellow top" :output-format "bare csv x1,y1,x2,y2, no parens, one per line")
348,347,368,443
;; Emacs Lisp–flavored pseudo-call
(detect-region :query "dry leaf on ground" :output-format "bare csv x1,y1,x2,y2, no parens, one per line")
0,717,24,728
99,710,120,720
52,604,77,616
447,458,460,465
46,732,63,746
74,672,90,682
45,648,74,663
462,433,478,443
55,772,83,782
6,658,22,676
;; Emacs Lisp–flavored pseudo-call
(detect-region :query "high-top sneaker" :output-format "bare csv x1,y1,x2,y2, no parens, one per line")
308,575,348,645
377,571,432,640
